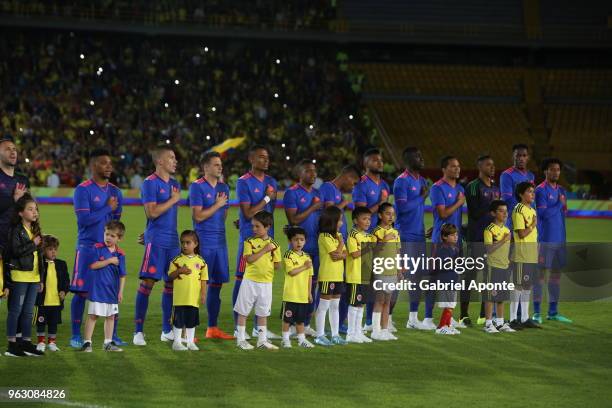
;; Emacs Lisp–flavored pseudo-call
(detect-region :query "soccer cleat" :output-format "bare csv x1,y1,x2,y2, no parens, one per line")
406,319,426,330
47,342,60,352
345,334,363,344
112,336,128,347
69,335,83,349
133,332,147,346
172,341,188,351
532,313,543,324
257,340,279,350
36,342,46,352
186,342,199,351
451,318,467,329
314,336,333,346
160,330,175,342
362,324,373,333
21,341,44,356
521,319,542,329
339,324,348,335
206,327,235,340
449,327,461,335
476,317,486,325
298,339,315,348
509,320,524,331
331,335,347,345
496,323,516,333
5,342,26,357
237,340,254,350
547,314,573,323
483,324,500,334
460,317,473,327
382,329,398,340
435,326,454,335
357,332,373,343
370,331,388,341
81,341,93,353
104,342,123,352
234,330,251,340
281,339,292,348
252,328,281,340
421,319,437,331
303,326,317,337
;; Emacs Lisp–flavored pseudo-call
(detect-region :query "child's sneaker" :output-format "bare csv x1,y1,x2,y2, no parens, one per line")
303,326,317,337
362,323,373,333
104,342,123,352
483,324,499,334
21,341,44,356
36,342,46,352
257,340,279,350
370,331,388,341
451,317,467,329
172,341,188,351
532,312,543,324
547,314,573,323
406,319,426,330
345,334,363,343
382,330,398,340
160,330,175,342
5,342,25,357
47,342,60,352
314,336,333,346
449,327,461,335
81,341,92,352
252,328,281,340
421,319,437,330
357,332,373,343
298,339,315,348
112,335,128,347
435,326,454,335
186,342,199,351
133,332,147,346
460,317,473,327
281,339,292,348
234,330,251,340
331,335,347,345
496,322,516,333
237,340,254,350
69,335,83,348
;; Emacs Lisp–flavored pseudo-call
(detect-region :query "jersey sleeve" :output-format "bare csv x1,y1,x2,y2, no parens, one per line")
189,183,203,207
222,184,231,211
74,186,111,226
272,245,282,263
199,259,209,281
347,234,359,253
430,184,445,208
352,183,366,205
500,172,516,211
113,188,123,220
243,240,253,256
483,228,493,244
319,183,333,204
283,188,297,210
236,179,250,205
319,235,337,254
284,255,295,274
168,258,178,277
118,254,127,277
513,207,526,231
141,179,157,204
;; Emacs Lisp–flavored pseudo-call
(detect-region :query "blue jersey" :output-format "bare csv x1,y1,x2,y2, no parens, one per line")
430,179,465,244
73,179,123,247
535,181,566,243
189,178,230,248
500,167,534,229
393,170,427,242
283,184,322,253
88,243,126,304
319,181,348,241
352,175,390,231
236,172,278,240
142,173,180,249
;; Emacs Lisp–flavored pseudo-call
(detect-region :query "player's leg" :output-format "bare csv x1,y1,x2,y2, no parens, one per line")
233,279,255,349
304,252,319,336
547,247,571,322
36,307,47,351
314,282,332,345
203,246,233,339
133,242,159,344
387,288,399,332
69,246,94,347
232,238,246,326
329,289,346,345
83,311,97,351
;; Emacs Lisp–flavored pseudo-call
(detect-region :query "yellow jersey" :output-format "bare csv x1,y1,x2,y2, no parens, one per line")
243,236,281,283
346,228,375,284
512,203,538,263
282,250,313,303
43,262,61,306
484,223,511,269
372,225,401,276
11,225,40,283
168,254,208,307
318,233,345,282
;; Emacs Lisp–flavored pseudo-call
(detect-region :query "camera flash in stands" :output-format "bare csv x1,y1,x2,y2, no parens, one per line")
281,143,286,148
286,156,290,160
19,128,23,132
206,135,211,140
312,159,317,164
25,158,30,163
80,54,85,59
349,114,354,119
90,100,95,106
274,93,279,98
89,130,94,135
164,103,169,108
175,79,180,85
121,155,126,160
165,139,170,144
211,106,216,112
276,59,280,64
195,113,200,118
204,46,209,52
282,103,287,108
309,124,314,129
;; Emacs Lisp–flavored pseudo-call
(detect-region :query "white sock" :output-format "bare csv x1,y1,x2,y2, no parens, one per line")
388,314,393,325
485,319,492,327
347,306,357,336
236,325,246,342
409,311,418,322
423,317,433,324
282,331,290,342
357,307,365,335
104,338,112,344
495,317,504,326
510,291,520,321
297,333,306,342
173,327,182,343
329,298,340,337
258,326,267,343
316,299,330,337
186,328,195,344
372,312,382,335
521,290,531,323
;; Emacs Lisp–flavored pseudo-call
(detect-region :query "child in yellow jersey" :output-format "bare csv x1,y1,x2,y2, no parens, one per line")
315,206,347,346
234,211,281,350
5,195,44,357
483,201,515,334
510,182,541,330
345,207,375,344
35,235,69,352
371,203,401,341
168,230,208,351
280,226,315,349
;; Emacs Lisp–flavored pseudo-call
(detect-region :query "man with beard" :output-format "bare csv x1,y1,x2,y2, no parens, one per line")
189,151,234,340
352,148,390,332
0,136,29,252
133,145,181,346
70,149,123,348
232,145,280,340
500,144,535,229
393,147,430,330
283,159,323,336
464,155,500,326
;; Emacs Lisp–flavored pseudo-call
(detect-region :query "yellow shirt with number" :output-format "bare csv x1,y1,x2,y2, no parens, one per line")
243,237,281,283
346,228,376,284
282,250,313,303
512,203,538,263
372,225,401,277
11,226,40,283
43,261,61,306
318,233,345,282
168,254,208,307
484,223,511,269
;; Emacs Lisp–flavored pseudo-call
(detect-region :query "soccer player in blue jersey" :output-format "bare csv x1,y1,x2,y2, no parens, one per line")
232,145,280,340
500,144,535,229
428,156,465,330
133,145,181,346
70,149,123,348
283,159,323,336
464,155,500,326
393,147,430,330
533,158,572,324
352,148,390,332
189,151,235,340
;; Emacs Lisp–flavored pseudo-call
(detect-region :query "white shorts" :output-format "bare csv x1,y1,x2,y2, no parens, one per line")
88,301,119,317
233,279,272,317
375,275,398,294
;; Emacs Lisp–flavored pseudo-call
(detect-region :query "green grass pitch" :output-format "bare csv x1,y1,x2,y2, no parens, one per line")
0,205,611,407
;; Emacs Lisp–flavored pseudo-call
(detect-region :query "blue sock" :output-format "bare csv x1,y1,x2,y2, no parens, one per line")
425,291,435,319
232,279,242,326
207,284,222,327
365,302,374,325
409,288,421,313
113,314,119,338
338,289,349,327
548,274,561,316
70,293,87,337
134,281,153,333
533,277,543,315
161,283,173,333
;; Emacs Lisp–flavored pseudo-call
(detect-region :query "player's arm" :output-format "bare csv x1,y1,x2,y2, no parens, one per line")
143,185,180,220
393,179,421,215
244,241,275,264
484,229,510,254
200,279,207,304
90,255,119,270
513,208,534,239
285,202,322,225
192,194,229,222
348,235,361,258
500,172,516,210
237,180,272,219
535,188,562,220
112,189,123,220
432,186,465,219
74,187,113,227
118,275,126,303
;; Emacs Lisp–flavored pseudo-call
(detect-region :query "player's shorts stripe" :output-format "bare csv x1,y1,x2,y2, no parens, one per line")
141,243,152,273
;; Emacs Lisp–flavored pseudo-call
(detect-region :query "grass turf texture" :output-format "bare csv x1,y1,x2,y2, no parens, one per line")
1,205,611,408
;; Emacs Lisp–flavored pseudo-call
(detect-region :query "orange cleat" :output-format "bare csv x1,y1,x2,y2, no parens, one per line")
205,327,235,340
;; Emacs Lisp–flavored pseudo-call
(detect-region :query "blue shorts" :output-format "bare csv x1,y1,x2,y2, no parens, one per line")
539,243,567,270
70,245,97,293
400,240,427,275
139,243,181,282
201,247,229,285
